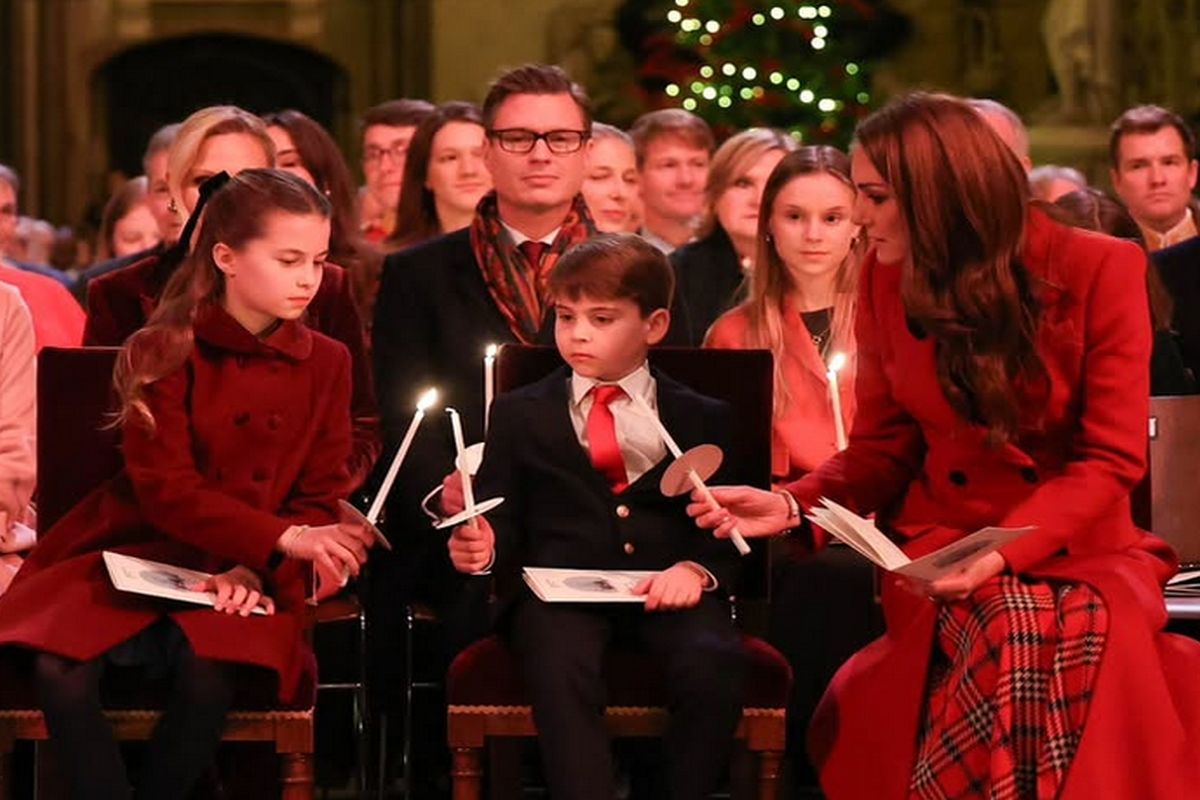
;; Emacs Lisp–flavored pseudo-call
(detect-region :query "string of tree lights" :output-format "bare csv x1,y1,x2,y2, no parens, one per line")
629,0,909,144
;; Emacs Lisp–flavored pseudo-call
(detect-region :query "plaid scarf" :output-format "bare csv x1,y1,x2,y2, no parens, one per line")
908,576,1107,800
470,192,596,343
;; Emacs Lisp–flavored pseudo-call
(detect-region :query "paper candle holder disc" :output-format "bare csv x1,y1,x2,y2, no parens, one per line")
337,499,393,551
433,496,506,530
455,441,486,476
660,444,724,497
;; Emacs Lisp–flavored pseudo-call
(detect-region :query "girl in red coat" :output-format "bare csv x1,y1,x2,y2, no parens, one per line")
705,146,860,484
0,169,377,799
692,93,1200,798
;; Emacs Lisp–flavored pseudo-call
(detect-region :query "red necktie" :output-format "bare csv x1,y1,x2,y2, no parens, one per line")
519,240,547,268
587,385,628,493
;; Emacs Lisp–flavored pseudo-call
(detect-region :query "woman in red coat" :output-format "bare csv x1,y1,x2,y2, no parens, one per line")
0,170,377,799
693,93,1200,798
705,145,860,484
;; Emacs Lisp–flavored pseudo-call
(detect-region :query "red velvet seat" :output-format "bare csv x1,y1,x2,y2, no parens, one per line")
445,345,789,800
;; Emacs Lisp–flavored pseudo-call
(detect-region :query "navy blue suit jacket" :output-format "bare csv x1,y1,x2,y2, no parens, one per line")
475,366,742,610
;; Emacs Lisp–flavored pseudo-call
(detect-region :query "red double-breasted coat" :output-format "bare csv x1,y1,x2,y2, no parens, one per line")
787,209,1200,798
0,306,353,702
705,295,856,484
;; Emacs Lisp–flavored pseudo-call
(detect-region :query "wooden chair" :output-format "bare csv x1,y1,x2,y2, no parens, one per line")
0,346,351,799
445,346,790,800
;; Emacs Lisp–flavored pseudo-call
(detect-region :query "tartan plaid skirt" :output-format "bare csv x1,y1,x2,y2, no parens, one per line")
908,576,1108,800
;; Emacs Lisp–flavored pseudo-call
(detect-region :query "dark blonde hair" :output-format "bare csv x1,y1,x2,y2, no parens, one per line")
629,109,714,167
115,169,331,430
743,146,860,411
857,92,1047,444
549,234,674,317
701,127,797,237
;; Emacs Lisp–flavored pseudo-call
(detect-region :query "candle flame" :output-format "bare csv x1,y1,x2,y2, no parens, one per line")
827,352,846,373
416,388,439,411
485,343,498,359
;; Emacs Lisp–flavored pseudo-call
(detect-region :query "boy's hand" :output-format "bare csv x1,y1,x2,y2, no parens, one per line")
439,471,465,517
448,516,494,574
633,563,705,611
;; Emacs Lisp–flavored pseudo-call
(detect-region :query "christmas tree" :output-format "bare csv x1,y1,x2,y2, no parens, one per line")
620,0,908,145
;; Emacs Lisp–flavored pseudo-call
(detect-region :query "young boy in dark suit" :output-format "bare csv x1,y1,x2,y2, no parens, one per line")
448,233,745,800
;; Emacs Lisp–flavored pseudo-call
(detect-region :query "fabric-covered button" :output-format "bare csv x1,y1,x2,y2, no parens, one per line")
233,412,250,426
948,469,968,487
1021,467,1039,484
616,504,630,519
623,542,635,555
267,414,283,431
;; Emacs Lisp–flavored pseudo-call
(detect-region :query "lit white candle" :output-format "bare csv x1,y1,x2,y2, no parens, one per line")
483,344,498,434
446,407,478,526
366,388,439,524
827,352,848,451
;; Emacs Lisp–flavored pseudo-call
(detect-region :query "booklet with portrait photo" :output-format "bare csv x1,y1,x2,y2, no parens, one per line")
522,567,658,603
102,551,271,615
806,498,1035,582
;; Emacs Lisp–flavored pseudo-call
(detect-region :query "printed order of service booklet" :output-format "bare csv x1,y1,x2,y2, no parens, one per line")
523,567,658,603
103,551,271,616
807,497,1035,582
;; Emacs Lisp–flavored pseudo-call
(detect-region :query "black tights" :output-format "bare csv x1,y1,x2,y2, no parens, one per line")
34,646,235,800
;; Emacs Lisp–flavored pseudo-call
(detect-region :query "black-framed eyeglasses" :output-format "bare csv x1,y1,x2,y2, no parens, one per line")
488,128,590,155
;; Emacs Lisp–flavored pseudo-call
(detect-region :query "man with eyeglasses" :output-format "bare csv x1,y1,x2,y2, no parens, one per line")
358,98,435,243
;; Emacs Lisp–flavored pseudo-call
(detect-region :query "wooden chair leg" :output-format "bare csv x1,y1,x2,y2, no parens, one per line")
280,751,314,800
451,746,483,800
757,750,783,800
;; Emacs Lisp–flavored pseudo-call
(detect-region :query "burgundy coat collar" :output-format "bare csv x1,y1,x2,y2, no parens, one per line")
193,304,313,361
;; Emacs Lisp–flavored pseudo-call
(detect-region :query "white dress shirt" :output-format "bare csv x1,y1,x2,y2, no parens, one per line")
502,221,560,247
1140,207,1198,251
568,363,667,487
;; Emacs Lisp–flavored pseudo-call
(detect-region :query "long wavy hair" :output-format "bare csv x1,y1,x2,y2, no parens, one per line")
741,146,862,412
263,109,380,317
387,101,486,251
114,169,331,431
856,92,1048,444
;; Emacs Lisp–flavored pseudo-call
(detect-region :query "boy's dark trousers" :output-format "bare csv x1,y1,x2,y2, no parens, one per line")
509,592,745,800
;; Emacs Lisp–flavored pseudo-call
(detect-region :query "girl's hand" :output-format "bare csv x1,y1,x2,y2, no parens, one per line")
632,563,705,611
909,551,1007,603
686,486,793,539
277,521,374,578
189,565,275,616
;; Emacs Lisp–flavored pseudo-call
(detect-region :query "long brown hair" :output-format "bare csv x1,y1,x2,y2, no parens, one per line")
96,176,151,261
387,101,485,251
856,92,1047,444
743,146,861,411
263,110,380,315
114,169,331,430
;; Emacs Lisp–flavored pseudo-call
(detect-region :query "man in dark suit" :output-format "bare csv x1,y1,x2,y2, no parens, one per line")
1154,236,1200,386
448,236,744,800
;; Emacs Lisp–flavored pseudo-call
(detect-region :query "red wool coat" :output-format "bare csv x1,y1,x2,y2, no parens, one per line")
0,307,354,702
788,209,1200,799
705,295,856,484
83,252,380,488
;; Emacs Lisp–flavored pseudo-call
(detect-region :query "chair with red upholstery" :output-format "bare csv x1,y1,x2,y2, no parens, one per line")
445,345,790,800
0,346,362,799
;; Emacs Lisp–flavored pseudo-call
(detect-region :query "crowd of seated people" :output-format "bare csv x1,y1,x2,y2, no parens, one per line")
0,60,1198,800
